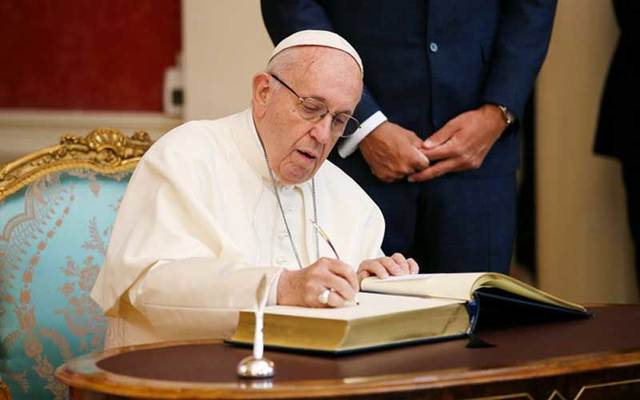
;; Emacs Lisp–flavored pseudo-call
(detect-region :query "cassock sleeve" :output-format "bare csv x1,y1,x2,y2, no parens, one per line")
128,258,282,339
100,128,283,339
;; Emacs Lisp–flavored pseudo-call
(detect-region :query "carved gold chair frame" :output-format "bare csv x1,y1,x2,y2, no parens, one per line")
0,380,10,400
0,128,153,201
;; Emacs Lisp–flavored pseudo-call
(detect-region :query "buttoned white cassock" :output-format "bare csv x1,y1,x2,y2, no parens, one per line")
91,110,385,348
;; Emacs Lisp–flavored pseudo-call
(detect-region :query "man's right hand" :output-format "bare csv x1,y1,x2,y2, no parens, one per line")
277,258,359,308
358,121,430,182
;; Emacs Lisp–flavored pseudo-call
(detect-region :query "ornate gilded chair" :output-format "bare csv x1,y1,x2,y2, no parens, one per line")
0,129,152,399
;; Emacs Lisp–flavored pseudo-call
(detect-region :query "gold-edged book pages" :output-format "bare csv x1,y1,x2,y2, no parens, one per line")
228,293,469,354
361,272,586,313
228,273,588,354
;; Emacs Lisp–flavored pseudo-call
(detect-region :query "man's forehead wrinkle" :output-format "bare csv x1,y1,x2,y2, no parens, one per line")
290,47,321,82
303,57,319,76
294,48,353,85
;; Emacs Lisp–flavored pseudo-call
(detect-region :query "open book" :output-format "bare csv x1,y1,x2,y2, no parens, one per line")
227,273,589,354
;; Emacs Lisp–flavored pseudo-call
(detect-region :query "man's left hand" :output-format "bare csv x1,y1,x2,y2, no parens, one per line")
408,104,508,182
357,253,419,282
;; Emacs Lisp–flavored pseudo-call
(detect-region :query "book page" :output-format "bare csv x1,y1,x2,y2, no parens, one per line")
261,293,463,320
361,273,485,300
361,273,586,312
475,274,586,311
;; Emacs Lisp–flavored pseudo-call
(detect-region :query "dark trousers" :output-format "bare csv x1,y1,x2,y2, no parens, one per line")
363,174,517,274
623,165,640,286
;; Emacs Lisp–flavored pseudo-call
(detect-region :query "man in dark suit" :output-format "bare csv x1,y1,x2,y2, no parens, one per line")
261,0,557,273
595,0,640,284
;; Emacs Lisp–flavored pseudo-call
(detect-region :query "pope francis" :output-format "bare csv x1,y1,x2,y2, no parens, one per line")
91,30,419,348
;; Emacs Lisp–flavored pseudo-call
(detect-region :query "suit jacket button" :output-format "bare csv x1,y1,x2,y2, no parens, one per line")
429,42,439,53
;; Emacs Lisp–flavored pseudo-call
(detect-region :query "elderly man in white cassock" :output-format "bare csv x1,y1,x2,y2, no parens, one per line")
91,30,419,349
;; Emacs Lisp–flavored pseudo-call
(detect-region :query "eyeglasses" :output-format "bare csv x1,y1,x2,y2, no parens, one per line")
270,73,361,138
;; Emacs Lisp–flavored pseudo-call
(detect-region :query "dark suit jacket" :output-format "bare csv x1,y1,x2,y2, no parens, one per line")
261,0,557,183
595,0,640,166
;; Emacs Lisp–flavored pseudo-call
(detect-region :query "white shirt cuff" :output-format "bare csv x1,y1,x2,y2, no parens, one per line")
337,111,388,158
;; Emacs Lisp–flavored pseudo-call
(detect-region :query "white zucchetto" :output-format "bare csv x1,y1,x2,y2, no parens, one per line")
269,30,364,75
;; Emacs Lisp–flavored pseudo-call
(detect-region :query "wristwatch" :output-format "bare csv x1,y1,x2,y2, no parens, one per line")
496,104,515,126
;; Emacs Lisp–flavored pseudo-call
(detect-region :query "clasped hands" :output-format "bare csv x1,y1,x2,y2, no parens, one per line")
277,253,419,308
359,104,508,183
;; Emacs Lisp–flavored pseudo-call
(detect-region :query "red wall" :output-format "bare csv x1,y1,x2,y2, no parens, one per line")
0,0,181,111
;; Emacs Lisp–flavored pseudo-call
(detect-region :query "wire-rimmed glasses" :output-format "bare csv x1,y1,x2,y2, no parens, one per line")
270,73,361,138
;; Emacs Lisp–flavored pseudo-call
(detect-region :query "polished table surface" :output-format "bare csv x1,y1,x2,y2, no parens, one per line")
56,305,640,399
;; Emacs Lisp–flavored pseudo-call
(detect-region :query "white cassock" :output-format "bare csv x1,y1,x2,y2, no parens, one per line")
91,109,385,348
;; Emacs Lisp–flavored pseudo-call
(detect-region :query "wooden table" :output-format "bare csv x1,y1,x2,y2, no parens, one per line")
56,305,640,399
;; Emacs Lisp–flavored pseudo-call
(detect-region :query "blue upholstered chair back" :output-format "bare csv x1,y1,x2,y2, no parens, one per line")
0,129,152,400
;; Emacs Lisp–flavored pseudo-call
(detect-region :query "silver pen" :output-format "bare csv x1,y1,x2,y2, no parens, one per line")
310,219,359,306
